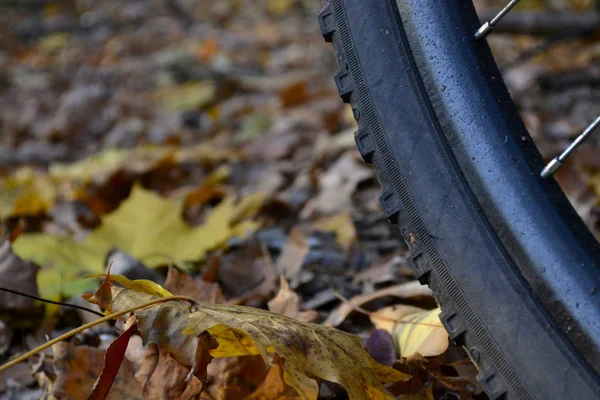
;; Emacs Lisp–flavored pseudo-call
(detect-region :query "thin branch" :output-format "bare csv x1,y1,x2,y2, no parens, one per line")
0,295,197,373
0,286,104,317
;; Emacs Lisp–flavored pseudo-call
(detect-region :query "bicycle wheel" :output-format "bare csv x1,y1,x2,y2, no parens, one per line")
317,1,600,399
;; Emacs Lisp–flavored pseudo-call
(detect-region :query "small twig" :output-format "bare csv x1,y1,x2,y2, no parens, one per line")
332,290,442,328
0,286,104,317
0,295,197,373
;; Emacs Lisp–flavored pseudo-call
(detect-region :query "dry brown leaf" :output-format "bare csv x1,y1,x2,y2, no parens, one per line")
0,238,39,310
352,255,410,285
164,266,226,304
88,316,137,400
205,355,268,400
51,342,142,400
280,81,309,108
370,306,448,359
325,281,433,327
268,277,318,322
306,152,372,215
246,357,300,400
134,344,203,400
217,241,278,299
276,227,309,280
89,281,410,400
0,321,11,356
397,385,434,400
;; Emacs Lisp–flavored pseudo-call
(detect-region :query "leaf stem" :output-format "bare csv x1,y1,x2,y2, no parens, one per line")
0,295,197,373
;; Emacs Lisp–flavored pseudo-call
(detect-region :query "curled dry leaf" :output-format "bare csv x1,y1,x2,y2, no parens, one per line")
164,266,226,304
205,355,268,400
135,344,203,400
276,227,309,280
268,277,318,322
217,240,279,299
0,238,39,310
88,316,137,400
87,274,199,367
50,341,142,400
325,281,433,327
87,276,410,400
306,152,372,215
370,306,448,359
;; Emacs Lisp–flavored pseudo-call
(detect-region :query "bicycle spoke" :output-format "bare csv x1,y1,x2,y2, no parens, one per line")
541,115,600,178
475,0,521,39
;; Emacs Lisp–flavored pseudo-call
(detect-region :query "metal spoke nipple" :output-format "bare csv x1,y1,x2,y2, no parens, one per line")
541,116,600,179
475,0,521,39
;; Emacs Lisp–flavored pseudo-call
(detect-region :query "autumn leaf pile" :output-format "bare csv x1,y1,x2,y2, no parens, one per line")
0,0,598,399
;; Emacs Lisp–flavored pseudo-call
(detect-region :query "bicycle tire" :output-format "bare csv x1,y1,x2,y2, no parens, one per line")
317,1,600,399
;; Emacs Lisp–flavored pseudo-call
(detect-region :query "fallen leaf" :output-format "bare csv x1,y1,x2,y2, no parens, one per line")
205,355,268,400
13,185,264,298
0,360,36,392
164,266,226,304
105,249,164,283
91,282,410,400
370,306,448,359
51,342,142,400
352,255,409,285
15,234,102,300
88,316,137,400
246,356,300,399
0,321,11,356
217,240,278,300
313,213,356,251
135,344,203,400
49,145,235,187
325,281,433,327
0,238,39,310
0,168,57,218
185,307,410,399
267,0,295,15
276,228,309,280
154,81,216,112
280,81,309,108
306,152,372,215
98,273,172,298
401,354,480,398
397,385,434,400
268,277,318,322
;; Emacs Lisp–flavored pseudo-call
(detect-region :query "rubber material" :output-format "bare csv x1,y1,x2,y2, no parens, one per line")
318,0,600,399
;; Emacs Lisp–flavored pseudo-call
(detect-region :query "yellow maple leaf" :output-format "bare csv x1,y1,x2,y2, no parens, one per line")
0,168,57,219
12,185,264,299
313,213,356,252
